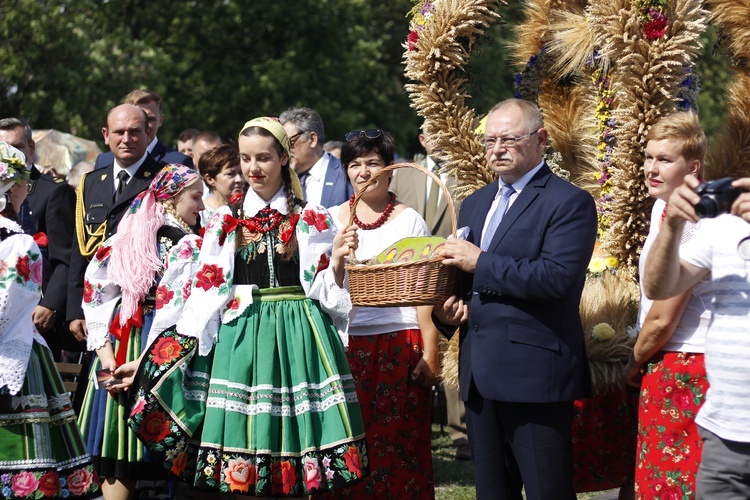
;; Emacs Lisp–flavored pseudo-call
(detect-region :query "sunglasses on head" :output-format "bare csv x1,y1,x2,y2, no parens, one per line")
345,129,384,142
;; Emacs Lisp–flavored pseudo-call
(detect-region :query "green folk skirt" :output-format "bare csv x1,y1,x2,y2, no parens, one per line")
129,286,368,497
0,341,102,499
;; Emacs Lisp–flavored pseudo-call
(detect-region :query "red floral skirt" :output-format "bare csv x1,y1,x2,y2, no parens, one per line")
316,329,434,499
571,389,638,492
635,351,708,500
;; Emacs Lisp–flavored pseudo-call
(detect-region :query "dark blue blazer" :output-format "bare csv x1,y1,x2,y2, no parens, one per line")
319,154,354,208
455,164,597,403
94,138,193,170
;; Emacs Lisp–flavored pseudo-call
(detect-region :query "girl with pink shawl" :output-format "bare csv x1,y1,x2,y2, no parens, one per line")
77,164,204,500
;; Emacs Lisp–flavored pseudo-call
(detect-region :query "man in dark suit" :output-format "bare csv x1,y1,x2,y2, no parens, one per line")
435,99,597,500
67,103,165,343
279,107,353,208
94,89,192,169
0,117,77,358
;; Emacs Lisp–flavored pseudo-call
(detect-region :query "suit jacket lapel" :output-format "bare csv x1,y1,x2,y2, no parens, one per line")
151,140,167,162
486,165,551,252
415,159,429,218
472,182,498,247
320,155,346,207
320,164,335,208
91,164,116,209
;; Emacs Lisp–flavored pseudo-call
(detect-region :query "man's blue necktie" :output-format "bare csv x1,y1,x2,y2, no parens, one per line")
480,184,515,251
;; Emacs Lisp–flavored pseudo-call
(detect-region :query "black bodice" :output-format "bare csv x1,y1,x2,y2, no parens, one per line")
231,204,302,289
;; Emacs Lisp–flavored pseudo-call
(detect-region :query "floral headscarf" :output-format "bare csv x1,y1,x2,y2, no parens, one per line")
110,164,201,323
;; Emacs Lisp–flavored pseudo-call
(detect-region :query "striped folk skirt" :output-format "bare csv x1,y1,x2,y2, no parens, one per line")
77,309,165,480
0,341,102,499
129,286,368,497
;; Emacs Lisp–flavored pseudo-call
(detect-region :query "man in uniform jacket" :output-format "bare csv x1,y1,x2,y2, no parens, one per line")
67,104,165,342
434,99,597,500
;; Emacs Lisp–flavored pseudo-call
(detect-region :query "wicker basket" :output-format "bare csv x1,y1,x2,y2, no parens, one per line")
346,162,458,307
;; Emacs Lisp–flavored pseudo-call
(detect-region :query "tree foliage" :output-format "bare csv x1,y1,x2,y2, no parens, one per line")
0,0,729,158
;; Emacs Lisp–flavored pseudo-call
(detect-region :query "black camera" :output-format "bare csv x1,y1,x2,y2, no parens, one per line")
694,177,747,218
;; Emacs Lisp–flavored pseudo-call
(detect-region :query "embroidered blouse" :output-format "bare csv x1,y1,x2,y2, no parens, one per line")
82,216,200,351
176,186,352,356
0,216,44,395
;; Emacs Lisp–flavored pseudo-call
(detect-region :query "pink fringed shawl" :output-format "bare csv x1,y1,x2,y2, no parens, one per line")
109,163,200,325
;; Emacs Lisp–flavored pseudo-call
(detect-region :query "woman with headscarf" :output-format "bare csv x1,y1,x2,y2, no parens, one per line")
0,142,102,499
129,117,367,497
77,164,205,500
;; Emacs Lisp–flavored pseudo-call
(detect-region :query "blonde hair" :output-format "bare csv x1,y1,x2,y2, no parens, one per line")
646,111,706,163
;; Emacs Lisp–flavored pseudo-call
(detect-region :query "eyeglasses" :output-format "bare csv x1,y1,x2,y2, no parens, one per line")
345,129,384,142
483,130,538,149
288,132,306,148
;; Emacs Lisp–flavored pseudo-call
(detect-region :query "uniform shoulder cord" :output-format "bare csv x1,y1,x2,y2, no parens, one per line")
75,171,108,258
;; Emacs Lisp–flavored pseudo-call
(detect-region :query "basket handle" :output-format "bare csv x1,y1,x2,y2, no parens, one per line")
346,162,458,260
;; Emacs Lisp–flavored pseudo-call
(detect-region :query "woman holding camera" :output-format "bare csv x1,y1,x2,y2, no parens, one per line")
623,112,713,499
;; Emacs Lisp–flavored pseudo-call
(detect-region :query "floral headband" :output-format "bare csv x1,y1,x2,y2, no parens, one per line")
0,142,30,188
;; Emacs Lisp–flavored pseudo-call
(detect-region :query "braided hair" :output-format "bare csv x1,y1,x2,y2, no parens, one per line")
162,198,193,234
238,126,299,260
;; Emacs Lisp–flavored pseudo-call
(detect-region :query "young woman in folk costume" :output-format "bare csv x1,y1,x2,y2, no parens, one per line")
0,142,102,500
77,164,204,500
128,117,367,497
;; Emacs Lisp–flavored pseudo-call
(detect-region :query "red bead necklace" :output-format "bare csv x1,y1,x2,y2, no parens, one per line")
242,207,285,233
349,192,396,230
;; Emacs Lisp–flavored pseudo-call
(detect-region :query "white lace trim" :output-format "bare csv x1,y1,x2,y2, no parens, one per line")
0,340,32,395
0,454,93,470
86,321,111,351
184,390,207,402
0,408,75,424
210,374,354,395
220,284,258,324
206,391,357,417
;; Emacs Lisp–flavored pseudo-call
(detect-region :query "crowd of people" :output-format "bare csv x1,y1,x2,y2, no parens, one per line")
0,90,749,500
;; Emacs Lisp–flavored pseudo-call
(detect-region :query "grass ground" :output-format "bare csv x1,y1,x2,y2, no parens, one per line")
431,424,618,500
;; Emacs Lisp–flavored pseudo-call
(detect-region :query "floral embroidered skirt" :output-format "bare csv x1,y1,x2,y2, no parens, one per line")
316,330,435,499
129,286,368,497
77,309,165,480
571,389,638,492
0,341,102,499
635,351,708,500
